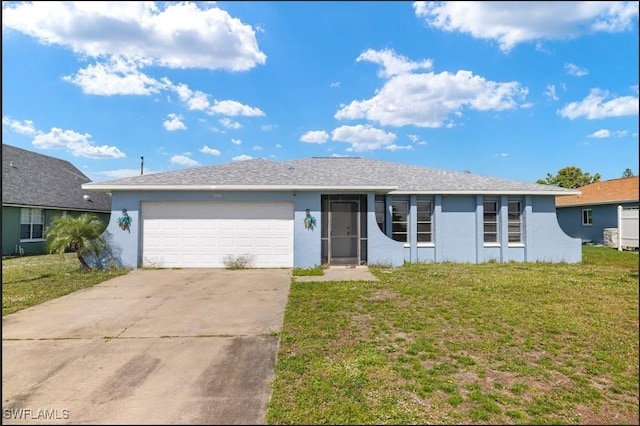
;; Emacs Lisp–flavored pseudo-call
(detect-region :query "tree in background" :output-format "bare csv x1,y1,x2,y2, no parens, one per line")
622,168,635,178
45,213,106,271
536,166,601,188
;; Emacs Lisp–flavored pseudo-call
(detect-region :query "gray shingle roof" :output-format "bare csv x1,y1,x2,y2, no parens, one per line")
83,156,578,195
287,157,577,194
2,144,111,212
83,158,391,190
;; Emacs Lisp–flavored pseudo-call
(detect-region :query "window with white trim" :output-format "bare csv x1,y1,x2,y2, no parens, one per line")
391,201,408,242
483,201,498,243
582,209,593,226
20,208,45,241
508,201,522,243
417,199,433,243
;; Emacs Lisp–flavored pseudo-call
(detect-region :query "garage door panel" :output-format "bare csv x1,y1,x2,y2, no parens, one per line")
142,202,294,268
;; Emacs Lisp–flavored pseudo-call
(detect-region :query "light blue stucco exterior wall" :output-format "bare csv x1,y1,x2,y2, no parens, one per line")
97,190,580,269
438,195,477,262
556,202,638,244
293,192,321,268
388,194,580,264
526,196,581,262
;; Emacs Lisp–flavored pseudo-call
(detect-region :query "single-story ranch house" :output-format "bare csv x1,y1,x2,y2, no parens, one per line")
82,157,582,269
3,144,112,256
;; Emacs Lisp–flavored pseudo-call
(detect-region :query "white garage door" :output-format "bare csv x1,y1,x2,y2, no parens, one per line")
142,201,294,268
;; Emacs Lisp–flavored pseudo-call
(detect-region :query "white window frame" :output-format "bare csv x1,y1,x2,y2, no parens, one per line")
508,200,523,245
483,200,499,245
582,209,593,226
20,208,45,242
417,199,433,245
391,201,408,243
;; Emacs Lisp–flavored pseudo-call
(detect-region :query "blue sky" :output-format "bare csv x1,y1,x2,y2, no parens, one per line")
2,1,638,184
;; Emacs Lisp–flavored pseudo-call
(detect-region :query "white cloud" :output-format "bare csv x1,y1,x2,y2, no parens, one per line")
252,145,263,151
336,57,528,128
232,154,253,161
168,81,264,118
331,125,397,152
300,130,330,144
2,116,38,136
170,82,211,111
200,145,221,156
330,81,341,88
170,154,200,167
275,144,282,148
544,84,559,101
63,56,163,95
231,138,242,145
219,118,242,129
3,116,125,159
558,89,639,119
357,48,433,78
163,113,187,131
495,153,509,157
261,124,275,131
414,1,639,52
408,134,428,145
384,144,413,151
208,100,265,117
564,63,589,77
2,1,266,71
33,127,126,159
588,129,629,138
588,129,610,138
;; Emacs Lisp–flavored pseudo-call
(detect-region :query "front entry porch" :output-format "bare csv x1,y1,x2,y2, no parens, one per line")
321,194,368,266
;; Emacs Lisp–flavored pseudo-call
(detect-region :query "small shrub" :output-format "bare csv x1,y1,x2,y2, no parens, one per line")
223,254,256,269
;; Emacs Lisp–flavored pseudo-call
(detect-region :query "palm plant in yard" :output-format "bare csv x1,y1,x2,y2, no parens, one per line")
45,213,107,271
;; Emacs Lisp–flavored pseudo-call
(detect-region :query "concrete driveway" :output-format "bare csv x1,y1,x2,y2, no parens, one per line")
2,268,291,425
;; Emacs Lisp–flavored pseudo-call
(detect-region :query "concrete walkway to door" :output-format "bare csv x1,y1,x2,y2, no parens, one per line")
293,266,379,282
2,268,291,425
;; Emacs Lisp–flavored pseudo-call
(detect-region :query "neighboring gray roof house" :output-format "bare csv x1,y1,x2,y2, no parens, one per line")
3,144,111,212
3,144,111,256
83,157,582,269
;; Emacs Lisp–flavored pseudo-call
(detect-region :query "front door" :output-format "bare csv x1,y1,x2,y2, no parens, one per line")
329,201,359,265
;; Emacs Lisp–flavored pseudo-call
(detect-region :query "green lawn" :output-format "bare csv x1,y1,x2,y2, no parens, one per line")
2,252,131,316
267,246,639,425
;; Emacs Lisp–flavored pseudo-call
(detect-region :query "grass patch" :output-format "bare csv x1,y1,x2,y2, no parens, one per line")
2,253,131,316
292,266,325,276
267,246,639,424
